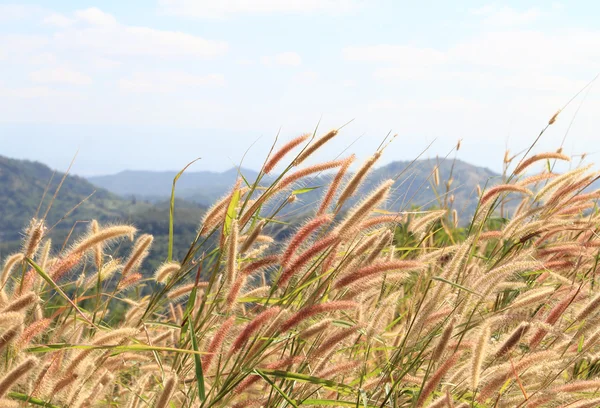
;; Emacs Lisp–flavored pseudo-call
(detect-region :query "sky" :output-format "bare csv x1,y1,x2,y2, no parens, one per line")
0,0,599,176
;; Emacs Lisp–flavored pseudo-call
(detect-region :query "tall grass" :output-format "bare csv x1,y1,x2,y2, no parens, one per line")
2,122,600,407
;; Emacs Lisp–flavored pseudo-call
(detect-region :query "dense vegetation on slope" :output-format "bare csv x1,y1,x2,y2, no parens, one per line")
0,156,204,268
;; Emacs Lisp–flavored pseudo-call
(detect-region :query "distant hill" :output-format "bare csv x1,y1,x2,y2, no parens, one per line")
87,158,501,220
88,167,259,206
0,156,205,268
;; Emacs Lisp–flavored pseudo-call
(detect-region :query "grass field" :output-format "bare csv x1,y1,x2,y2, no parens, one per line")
3,112,600,407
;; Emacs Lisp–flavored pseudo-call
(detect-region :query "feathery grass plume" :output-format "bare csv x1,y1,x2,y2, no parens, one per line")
1,253,24,287
530,288,579,349
0,356,38,398
240,220,265,253
416,352,462,407
431,319,455,362
0,326,21,351
336,179,394,235
282,214,332,267
408,210,447,238
480,184,532,206
316,360,361,379
118,272,142,291
360,215,404,230
299,319,333,339
65,328,138,374
337,151,382,208
166,282,209,301
1,292,37,313
364,230,392,265
154,261,180,284
477,350,555,403
226,273,248,308
278,235,338,285
22,218,45,259
281,301,358,332
276,158,348,191
85,258,120,287
155,374,177,408
226,218,239,285
548,109,561,125
556,202,596,216
550,380,600,394
294,129,338,165
0,312,23,328
318,154,355,215
513,152,570,175
470,321,490,390
230,307,281,353
433,165,440,186
475,260,541,299
349,233,380,259
312,326,359,358
452,209,458,228
70,225,136,255
517,172,557,186
566,398,600,408
121,234,153,277
545,173,598,208
202,316,235,371
49,251,84,281
264,133,310,174
240,255,279,276
534,164,592,200
240,285,270,299
16,317,51,349
334,260,423,289
52,372,78,393
575,292,600,322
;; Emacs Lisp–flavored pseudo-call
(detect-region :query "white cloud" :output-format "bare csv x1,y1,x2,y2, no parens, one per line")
53,24,228,58
343,44,446,64
0,34,48,60
119,72,225,92
470,5,542,26
293,70,319,83
43,12,74,27
74,7,117,26
261,52,302,66
0,4,42,21
29,67,93,86
158,0,358,18
344,29,600,93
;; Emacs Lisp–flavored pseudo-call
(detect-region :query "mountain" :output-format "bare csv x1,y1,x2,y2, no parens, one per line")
0,156,205,267
87,158,500,220
88,167,260,206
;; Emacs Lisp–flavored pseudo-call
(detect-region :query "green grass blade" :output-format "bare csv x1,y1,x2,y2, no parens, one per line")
8,392,61,407
431,276,481,296
302,399,379,408
225,188,241,235
189,318,206,401
258,369,355,393
254,369,299,408
292,186,321,195
168,157,201,261
26,343,208,356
